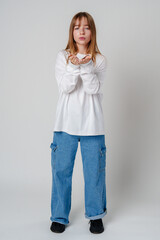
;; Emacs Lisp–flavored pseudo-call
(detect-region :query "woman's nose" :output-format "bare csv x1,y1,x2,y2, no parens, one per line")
80,28,84,33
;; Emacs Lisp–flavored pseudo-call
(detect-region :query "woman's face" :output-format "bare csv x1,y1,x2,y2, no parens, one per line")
73,17,91,47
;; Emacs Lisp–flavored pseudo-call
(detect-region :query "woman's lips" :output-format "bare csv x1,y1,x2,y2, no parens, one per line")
79,37,85,40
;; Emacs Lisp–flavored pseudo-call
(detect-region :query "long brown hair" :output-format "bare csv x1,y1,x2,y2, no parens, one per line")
64,12,102,66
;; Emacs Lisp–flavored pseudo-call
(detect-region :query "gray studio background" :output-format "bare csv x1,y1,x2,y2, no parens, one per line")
0,0,160,239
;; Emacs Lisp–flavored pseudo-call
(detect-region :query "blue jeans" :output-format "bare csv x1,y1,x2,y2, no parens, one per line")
50,131,107,225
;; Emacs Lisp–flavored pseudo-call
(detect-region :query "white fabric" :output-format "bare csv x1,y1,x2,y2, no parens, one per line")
53,49,107,136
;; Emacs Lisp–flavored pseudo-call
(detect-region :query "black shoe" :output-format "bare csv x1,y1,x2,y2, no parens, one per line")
89,218,104,234
50,221,65,233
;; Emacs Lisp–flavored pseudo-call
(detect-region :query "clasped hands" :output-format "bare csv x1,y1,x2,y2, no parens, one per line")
68,53,92,66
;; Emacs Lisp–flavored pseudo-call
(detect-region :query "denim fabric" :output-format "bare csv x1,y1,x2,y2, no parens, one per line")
50,131,107,225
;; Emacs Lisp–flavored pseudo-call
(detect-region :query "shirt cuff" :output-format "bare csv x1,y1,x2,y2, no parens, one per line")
65,60,80,74
80,59,94,74
68,59,80,69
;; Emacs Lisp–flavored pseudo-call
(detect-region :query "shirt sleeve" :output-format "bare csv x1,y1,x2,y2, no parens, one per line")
79,55,107,95
55,50,80,94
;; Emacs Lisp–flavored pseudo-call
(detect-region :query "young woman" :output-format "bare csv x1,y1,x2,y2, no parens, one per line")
50,12,107,234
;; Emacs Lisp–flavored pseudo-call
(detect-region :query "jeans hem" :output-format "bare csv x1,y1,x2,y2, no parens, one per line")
85,209,107,220
50,217,69,225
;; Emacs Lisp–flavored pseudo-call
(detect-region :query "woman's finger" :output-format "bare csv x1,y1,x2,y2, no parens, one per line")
80,56,91,64
69,56,80,65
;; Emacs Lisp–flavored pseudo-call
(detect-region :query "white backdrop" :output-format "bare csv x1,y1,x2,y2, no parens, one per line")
0,0,160,239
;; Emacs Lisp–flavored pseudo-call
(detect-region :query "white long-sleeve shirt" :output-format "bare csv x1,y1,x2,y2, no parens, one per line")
53,49,107,136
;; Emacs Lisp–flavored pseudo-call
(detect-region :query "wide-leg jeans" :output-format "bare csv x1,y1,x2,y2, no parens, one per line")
50,131,107,225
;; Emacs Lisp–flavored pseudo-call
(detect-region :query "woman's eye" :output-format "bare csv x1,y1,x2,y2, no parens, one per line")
74,27,90,30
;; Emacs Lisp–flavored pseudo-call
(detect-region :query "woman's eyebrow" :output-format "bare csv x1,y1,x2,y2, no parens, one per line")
74,24,89,26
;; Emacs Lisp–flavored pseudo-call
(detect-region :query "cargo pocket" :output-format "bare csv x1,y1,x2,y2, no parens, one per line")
50,142,58,169
99,145,106,171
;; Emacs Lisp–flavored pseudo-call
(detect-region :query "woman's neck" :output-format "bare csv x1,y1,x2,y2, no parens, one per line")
77,44,88,54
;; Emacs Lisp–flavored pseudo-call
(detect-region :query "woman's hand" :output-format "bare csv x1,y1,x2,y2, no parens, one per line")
68,54,92,65
68,54,80,65
80,54,92,64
